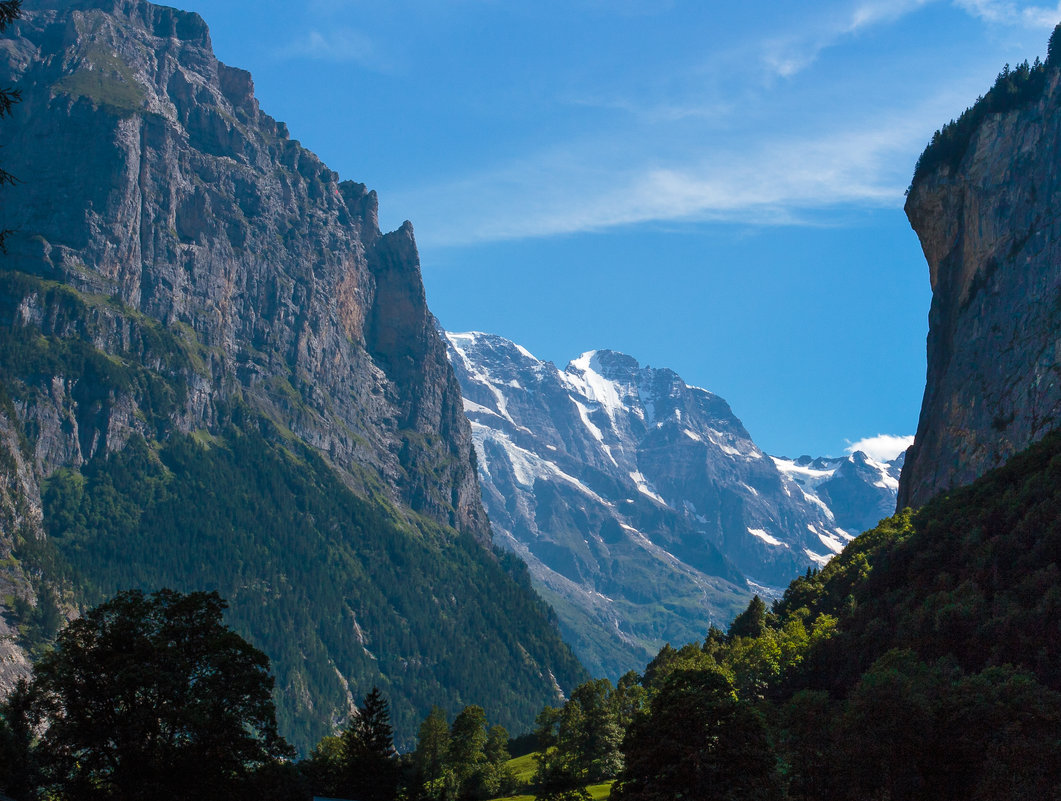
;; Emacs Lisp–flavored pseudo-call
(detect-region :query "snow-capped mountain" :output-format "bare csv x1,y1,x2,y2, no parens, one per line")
444,331,900,677
773,451,904,535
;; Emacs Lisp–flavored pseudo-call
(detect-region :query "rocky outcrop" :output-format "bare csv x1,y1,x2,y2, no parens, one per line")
899,62,1061,508
0,407,40,695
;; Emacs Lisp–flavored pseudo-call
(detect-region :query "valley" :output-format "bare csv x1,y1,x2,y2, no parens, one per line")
2,1,1061,800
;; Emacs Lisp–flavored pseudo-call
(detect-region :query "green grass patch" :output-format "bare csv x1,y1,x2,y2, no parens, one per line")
506,751,537,784
486,782,613,801
53,44,147,113
489,753,613,801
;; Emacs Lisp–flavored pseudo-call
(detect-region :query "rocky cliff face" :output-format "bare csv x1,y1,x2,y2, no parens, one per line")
899,63,1061,508
0,0,585,750
445,331,899,677
0,0,486,539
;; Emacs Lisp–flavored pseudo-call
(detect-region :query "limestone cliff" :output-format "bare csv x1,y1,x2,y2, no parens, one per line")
0,0,487,540
0,0,583,751
899,55,1061,508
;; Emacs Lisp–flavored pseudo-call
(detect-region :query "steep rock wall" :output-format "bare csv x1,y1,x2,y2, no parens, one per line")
0,0,583,750
899,65,1061,507
0,0,487,538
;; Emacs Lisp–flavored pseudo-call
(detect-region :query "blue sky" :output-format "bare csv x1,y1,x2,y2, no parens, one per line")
178,0,1061,458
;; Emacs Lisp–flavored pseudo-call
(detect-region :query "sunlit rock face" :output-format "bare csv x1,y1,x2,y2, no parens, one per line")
446,331,900,677
0,0,487,537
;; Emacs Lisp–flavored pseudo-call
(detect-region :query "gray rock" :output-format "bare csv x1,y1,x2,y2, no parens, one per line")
0,0,534,724
0,0,486,539
899,67,1061,507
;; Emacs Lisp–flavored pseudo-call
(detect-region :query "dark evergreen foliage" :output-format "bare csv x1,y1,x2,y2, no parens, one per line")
0,266,586,754
911,35,1056,187
27,416,585,753
0,679,39,800
630,428,1061,800
340,688,400,801
810,428,1061,693
1048,22,1061,66
726,594,767,639
0,0,21,251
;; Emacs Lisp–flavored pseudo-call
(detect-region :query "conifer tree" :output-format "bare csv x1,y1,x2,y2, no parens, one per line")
341,687,400,801
728,594,768,639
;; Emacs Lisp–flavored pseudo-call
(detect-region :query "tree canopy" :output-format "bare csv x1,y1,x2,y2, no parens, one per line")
340,687,400,801
13,588,292,800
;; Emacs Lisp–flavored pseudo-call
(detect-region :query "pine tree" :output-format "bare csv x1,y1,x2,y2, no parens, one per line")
728,594,768,639
1050,23,1061,67
341,687,400,801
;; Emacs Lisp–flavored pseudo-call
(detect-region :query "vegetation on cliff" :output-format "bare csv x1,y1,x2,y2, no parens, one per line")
17,412,586,753
911,23,1061,186
608,429,1061,799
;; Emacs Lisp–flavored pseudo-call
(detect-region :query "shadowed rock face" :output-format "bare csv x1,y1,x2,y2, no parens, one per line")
0,0,486,538
900,67,1061,508
0,0,602,747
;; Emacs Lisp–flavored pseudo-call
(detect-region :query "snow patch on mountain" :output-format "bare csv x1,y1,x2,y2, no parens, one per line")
749,528,785,547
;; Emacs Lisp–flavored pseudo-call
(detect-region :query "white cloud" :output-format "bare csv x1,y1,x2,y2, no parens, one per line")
277,28,384,67
763,0,936,78
954,0,1061,27
389,103,939,247
845,434,915,462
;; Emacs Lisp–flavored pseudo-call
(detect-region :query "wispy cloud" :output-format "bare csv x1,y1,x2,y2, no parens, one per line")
563,94,736,125
276,27,387,68
390,104,938,247
954,0,1061,27
845,434,915,462
763,0,936,77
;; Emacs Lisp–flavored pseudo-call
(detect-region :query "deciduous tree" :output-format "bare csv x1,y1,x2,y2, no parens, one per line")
613,668,782,801
28,588,292,801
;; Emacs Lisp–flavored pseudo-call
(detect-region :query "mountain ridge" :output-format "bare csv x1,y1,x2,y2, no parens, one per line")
444,329,902,677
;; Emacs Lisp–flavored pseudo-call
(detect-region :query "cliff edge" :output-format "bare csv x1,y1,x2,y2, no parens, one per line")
899,48,1061,508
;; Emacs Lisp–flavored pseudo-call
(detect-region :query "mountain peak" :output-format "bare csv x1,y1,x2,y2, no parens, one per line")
444,329,900,677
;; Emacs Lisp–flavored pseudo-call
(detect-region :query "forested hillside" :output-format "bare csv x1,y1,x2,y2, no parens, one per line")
598,429,1061,799
421,430,1061,800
